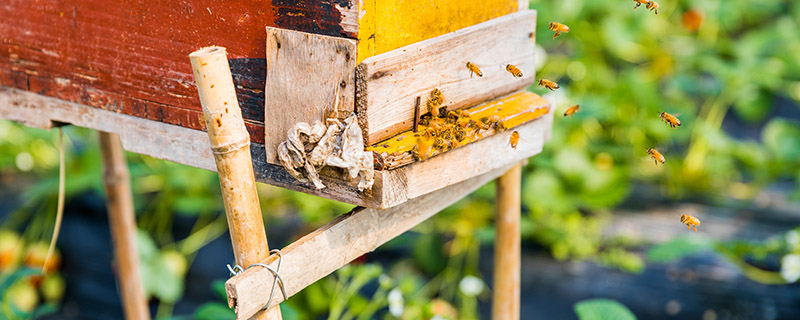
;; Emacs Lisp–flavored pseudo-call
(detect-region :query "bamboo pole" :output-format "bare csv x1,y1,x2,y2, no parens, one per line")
98,131,150,320
189,46,282,320
492,163,521,320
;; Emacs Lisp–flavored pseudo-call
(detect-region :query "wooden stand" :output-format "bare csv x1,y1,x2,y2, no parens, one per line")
189,46,282,320
98,131,151,320
492,163,521,320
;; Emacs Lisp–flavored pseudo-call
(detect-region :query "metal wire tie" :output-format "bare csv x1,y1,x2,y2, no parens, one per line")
226,249,288,311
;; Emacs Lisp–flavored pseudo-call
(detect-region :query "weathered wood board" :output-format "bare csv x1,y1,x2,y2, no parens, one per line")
264,28,357,164
356,10,537,144
226,162,517,319
0,87,550,209
0,0,359,145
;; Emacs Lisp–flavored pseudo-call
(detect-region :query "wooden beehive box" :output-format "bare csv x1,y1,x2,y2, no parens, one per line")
0,0,551,208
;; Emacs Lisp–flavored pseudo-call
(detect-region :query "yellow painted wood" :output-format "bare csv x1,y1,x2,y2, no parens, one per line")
367,91,549,165
357,0,520,62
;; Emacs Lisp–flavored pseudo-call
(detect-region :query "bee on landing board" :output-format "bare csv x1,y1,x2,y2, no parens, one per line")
680,214,700,232
538,79,559,91
506,64,523,78
548,22,570,39
659,112,681,128
509,131,520,149
427,88,444,116
564,105,580,117
466,62,483,78
646,148,665,165
646,1,659,14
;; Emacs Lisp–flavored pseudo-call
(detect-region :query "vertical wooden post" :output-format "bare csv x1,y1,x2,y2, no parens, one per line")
98,131,151,320
492,163,521,320
189,46,282,320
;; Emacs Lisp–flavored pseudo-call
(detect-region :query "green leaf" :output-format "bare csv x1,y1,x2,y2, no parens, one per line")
412,233,446,275
279,303,302,320
646,237,710,263
194,302,235,320
211,280,228,301
763,118,800,163
574,299,637,320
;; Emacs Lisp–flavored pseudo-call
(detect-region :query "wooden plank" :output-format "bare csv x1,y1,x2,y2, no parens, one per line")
357,0,519,62
0,87,552,209
0,0,358,145
98,132,151,320
492,164,521,320
0,86,382,207
356,10,537,144
264,28,357,164
225,163,515,320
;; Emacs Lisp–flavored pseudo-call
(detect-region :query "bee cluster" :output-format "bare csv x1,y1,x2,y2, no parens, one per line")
412,91,508,161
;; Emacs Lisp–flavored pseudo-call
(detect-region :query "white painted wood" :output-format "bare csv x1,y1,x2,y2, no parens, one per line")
356,10,537,144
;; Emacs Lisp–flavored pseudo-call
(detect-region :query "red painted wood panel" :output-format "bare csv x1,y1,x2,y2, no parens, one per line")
0,0,356,144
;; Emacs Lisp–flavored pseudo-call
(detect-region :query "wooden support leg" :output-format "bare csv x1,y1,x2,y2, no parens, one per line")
98,131,151,320
492,163,521,320
189,46,282,320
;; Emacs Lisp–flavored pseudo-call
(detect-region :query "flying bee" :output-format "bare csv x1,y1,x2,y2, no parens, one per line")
680,214,700,232
509,131,520,149
538,79,559,91
564,104,580,117
646,1,659,14
632,0,649,9
646,148,665,165
548,22,570,39
466,62,483,78
659,112,681,128
506,64,523,78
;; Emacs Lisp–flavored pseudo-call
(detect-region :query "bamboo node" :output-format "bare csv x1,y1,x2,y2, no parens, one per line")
210,137,250,155
227,249,288,311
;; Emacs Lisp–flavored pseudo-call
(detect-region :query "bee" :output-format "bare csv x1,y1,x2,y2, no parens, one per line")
509,131,520,149
427,88,444,116
659,112,681,128
646,148,665,165
680,214,700,232
466,62,483,78
506,64,523,78
646,1,659,14
564,104,580,117
538,79,559,91
412,137,435,161
548,22,570,39
632,0,649,9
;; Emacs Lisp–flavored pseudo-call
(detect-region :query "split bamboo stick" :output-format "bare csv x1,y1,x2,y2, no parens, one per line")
98,131,150,320
189,46,282,320
492,163,522,320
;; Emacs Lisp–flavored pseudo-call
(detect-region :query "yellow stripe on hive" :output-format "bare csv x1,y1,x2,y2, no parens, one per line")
357,0,520,63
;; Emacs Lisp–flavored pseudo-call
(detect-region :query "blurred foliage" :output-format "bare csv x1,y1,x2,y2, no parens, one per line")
0,0,799,318
573,298,637,320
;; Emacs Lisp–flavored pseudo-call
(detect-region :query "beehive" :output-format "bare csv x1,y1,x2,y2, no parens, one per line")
0,0,551,208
